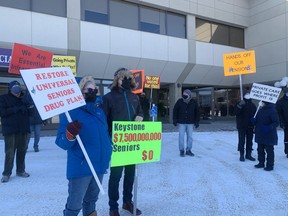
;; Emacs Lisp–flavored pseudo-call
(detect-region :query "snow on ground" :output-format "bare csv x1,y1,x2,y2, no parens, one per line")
1,131,288,216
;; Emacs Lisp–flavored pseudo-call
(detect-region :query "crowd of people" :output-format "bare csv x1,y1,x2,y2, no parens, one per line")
1,71,288,215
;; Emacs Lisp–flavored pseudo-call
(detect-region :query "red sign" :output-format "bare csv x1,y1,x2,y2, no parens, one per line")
9,43,53,74
144,75,160,89
131,70,145,94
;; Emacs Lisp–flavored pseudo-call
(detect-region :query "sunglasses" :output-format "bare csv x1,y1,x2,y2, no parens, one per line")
83,88,98,94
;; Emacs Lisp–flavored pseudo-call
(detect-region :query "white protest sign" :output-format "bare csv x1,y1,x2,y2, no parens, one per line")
250,83,281,104
20,67,85,120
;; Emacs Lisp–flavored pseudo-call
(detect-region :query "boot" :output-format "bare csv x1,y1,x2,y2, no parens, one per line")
245,153,256,161
109,210,120,216
254,163,264,168
89,211,97,216
264,166,273,171
123,202,142,215
180,150,185,157
239,154,245,162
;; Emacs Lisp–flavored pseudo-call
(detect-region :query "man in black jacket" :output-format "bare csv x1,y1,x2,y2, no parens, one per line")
173,89,200,157
102,68,143,216
0,81,31,183
276,87,288,158
234,91,257,161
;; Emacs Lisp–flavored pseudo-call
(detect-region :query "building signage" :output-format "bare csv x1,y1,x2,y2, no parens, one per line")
223,50,256,76
9,43,53,74
0,48,12,67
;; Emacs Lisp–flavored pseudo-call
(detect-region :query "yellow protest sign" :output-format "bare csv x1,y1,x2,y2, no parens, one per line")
52,55,77,76
111,121,162,167
223,50,256,76
144,75,160,89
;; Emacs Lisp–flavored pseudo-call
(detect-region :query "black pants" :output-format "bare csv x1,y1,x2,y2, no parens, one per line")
257,143,274,168
108,164,135,211
237,128,254,155
2,133,28,176
284,127,288,154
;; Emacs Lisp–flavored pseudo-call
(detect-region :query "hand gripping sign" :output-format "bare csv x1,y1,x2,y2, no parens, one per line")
20,67,105,194
250,83,281,117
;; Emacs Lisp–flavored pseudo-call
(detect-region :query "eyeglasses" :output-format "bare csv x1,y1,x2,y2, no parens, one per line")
83,88,98,94
114,68,129,77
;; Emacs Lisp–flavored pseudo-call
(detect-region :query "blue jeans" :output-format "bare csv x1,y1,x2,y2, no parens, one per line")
178,124,193,151
27,124,41,148
64,175,104,216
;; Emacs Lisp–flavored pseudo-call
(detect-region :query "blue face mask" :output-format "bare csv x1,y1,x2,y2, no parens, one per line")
182,95,189,99
11,86,21,94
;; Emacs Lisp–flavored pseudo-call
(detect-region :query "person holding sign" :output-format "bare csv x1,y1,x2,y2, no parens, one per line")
253,101,279,171
172,89,200,157
234,91,257,162
0,81,32,183
102,68,143,216
55,76,112,216
276,87,288,158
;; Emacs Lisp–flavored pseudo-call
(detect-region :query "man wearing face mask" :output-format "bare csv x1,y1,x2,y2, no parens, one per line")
173,89,200,157
276,87,288,158
102,68,143,216
55,76,112,216
0,80,31,183
235,91,257,162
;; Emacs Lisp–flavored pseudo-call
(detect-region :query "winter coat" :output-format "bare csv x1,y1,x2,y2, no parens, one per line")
254,103,279,146
234,99,257,129
102,87,143,134
276,95,288,128
173,98,200,124
0,92,31,136
55,102,112,179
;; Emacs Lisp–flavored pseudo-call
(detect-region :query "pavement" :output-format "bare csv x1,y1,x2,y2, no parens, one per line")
0,118,238,140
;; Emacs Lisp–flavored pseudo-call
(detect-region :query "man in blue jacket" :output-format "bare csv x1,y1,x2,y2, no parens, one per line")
0,80,31,183
55,76,112,216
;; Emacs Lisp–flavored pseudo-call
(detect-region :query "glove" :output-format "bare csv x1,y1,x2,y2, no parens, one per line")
260,125,272,133
66,120,82,141
173,120,177,127
19,105,28,114
280,122,285,129
194,122,199,129
237,100,245,108
258,101,264,107
250,117,256,123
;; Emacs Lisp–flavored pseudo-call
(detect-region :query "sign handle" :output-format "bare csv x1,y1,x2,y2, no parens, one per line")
253,100,262,118
65,111,105,195
133,165,138,216
239,74,243,100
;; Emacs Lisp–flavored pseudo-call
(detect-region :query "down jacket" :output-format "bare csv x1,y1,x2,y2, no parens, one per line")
55,102,112,179
254,103,279,146
173,98,200,125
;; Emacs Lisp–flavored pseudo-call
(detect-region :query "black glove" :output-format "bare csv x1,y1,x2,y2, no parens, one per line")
66,120,82,140
194,122,199,129
19,105,28,114
280,122,285,129
173,120,177,127
237,100,245,108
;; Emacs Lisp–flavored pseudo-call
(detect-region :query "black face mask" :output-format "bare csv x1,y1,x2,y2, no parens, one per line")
84,88,98,102
182,95,189,99
121,77,132,90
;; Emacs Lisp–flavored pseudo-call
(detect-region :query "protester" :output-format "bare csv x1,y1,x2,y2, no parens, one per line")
138,92,150,121
276,87,288,158
234,91,257,161
253,101,279,171
102,68,143,216
172,89,200,157
27,98,46,152
55,76,112,216
0,80,31,183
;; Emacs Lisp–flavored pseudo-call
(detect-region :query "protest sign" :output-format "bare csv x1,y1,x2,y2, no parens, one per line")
9,43,53,74
144,75,160,89
20,67,85,120
131,70,144,94
250,83,281,104
111,121,162,167
52,55,77,76
223,50,256,76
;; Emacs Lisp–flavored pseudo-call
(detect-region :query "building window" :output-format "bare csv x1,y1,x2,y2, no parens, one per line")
110,0,138,30
32,0,66,17
82,0,108,24
81,0,186,39
0,0,30,10
167,12,186,38
196,18,244,48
